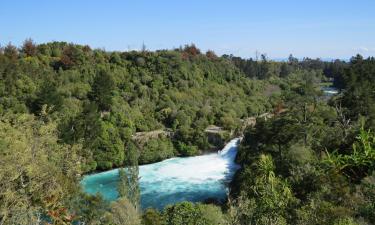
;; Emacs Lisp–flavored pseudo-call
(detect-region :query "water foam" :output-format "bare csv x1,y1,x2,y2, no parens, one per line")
322,87,339,96
81,138,241,210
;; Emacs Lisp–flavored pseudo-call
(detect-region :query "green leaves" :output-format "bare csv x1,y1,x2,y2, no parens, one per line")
176,141,198,156
138,137,175,164
0,114,82,224
91,120,125,170
1,41,276,171
229,154,295,225
324,127,375,180
89,69,116,111
118,167,140,209
163,202,226,225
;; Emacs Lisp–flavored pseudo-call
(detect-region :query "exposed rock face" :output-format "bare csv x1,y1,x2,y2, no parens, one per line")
131,113,275,151
205,125,224,134
132,129,173,147
204,125,228,150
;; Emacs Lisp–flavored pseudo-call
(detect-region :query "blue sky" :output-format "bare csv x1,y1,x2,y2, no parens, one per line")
1,0,374,59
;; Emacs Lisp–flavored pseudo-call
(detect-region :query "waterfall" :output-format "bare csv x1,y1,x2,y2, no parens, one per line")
81,138,241,210
219,138,241,157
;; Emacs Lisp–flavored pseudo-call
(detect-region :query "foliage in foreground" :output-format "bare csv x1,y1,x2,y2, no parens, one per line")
231,57,375,224
1,40,375,224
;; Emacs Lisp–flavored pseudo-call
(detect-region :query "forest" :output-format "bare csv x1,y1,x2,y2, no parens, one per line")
0,40,374,225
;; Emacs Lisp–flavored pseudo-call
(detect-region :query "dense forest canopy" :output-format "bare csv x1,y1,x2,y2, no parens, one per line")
0,40,374,225
0,41,274,172
232,55,375,224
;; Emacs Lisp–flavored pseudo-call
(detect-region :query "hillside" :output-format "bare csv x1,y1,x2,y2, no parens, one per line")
0,42,272,171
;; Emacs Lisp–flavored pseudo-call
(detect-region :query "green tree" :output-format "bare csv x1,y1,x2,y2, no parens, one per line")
324,126,375,180
229,155,296,225
0,114,82,225
104,198,141,225
89,69,116,111
142,208,165,225
163,202,225,225
91,120,125,170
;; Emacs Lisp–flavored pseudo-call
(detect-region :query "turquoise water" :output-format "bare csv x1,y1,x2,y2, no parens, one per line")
81,138,241,210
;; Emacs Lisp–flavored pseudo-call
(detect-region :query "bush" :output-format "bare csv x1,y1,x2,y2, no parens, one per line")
142,208,165,225
176,141,198,156
163,202,226,225
139,138,175,164
104,198,141,225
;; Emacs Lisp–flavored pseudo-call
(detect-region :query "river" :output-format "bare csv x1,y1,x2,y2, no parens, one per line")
81,138,241,210
322,86,339,97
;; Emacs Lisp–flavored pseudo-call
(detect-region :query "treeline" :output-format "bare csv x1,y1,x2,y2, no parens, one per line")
0,40,274,172
231,55,375,224
225,53,348,86
0,40,275,224
1,39,373,225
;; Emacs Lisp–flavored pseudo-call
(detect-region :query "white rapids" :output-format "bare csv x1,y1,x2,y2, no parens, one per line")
81,138,241,210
